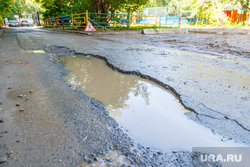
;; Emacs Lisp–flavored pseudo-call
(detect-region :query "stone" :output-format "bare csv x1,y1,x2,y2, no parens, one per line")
88,153,96,158
105,158,113,162
82,155,88,162
87,160,93,164
157,151,163,155
20,108,24,112
6,151,12,155
0,156,7,163
125,152,132,156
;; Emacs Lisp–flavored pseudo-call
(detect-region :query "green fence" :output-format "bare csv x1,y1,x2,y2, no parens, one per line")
88,12,129,27
44,9,181,29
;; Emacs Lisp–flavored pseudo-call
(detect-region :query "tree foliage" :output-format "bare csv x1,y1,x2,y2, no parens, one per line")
2,0,249,25
35,0,149,18
144,0,250,25
0,0,12,21
5,0,43,20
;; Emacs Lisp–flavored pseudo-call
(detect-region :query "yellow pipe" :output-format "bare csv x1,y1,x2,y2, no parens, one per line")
230,10,234,24
74,17,85,19
86,10,88,23
129,13,131,27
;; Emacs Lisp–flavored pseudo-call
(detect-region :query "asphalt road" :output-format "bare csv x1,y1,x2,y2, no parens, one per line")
0,27,249,166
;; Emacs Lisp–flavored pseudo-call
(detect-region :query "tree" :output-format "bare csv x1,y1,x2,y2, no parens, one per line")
5,0,43,20
0,0,12,23
35,0,149,18
10,1,23,18
238,0,250,22
144,0,171,8
119,0,149,13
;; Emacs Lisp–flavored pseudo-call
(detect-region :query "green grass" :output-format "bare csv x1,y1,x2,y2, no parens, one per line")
44,22,248,32
181,21,249,29
95,26,178,31
221,22,249,28
43,25,179,31
43,26,79,29
43,25,52,28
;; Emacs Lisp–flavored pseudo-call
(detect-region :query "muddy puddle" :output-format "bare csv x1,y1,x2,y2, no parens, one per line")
59,55,243,152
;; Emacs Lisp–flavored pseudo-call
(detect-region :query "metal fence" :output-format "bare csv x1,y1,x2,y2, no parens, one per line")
55,16,62,27
130,15,160,27
143,7,168,17
88,13,129,27
160,16,180,27
72,11,88,28
61,15,72,27
44,10,182,29
50,17,56,27
44,18,50,26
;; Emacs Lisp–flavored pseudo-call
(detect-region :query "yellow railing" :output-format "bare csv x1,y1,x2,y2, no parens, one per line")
71,10,88,28
130,15,160,27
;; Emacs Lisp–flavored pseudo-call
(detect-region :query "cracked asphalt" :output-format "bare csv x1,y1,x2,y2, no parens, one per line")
0,27,249,166
42,28,250,144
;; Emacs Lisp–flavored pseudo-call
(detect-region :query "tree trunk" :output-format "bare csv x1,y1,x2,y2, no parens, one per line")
240,0,249,24
212,0,221,25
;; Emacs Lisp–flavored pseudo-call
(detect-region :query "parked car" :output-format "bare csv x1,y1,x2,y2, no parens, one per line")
9,20,20,27
21,20,30,27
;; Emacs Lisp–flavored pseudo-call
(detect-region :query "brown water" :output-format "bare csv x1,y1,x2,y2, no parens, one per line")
59,55,244,152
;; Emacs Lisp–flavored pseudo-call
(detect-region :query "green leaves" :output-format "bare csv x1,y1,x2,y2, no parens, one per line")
38,0,150,18
0,0,12,20
2,0,43,20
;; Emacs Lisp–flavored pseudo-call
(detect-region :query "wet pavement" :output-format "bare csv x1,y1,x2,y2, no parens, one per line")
0,28,134,166
41,30,249,145
59,55,245,152
0,27,249,166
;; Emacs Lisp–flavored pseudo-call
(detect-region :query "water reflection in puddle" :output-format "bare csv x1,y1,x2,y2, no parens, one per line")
59,55,243,152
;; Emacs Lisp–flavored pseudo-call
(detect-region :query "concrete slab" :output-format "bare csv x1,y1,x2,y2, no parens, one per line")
142,29,185,34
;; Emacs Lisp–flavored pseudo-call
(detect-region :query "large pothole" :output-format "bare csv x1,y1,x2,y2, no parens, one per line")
58,54,243,152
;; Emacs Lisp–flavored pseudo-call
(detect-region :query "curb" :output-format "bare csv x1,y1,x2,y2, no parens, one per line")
143,28,250,35
187,28,250,35
43,28,142,36
43,27,250,36
142,29,188,34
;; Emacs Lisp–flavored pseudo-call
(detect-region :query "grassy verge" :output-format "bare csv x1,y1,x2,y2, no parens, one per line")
95,26,178,31
181,22,250,29
43,25,178,31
